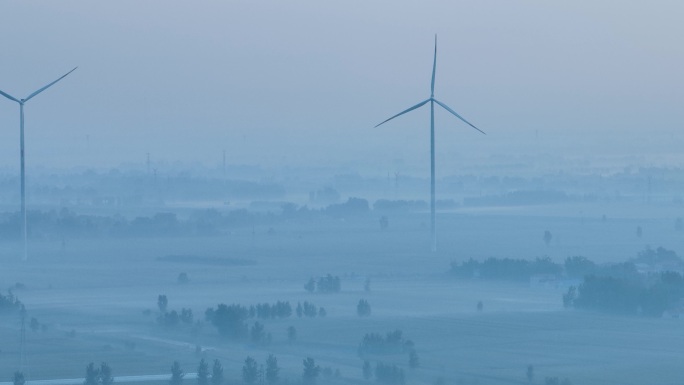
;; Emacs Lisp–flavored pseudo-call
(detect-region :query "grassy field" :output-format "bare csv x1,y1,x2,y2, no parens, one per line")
2,203,684,384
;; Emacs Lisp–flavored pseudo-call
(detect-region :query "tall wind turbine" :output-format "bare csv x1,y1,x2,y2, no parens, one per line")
0,67,78,261
375,36,484,252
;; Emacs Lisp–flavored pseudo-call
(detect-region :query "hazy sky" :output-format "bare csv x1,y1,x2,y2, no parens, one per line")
0,1,682,175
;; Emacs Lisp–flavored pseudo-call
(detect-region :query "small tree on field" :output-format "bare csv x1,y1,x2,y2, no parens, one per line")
170,361,184,385
250,322,265,344
409,350,419,368
304,278,316,293
526,365,534,382
543,230,552,246
357,299,371,317
362,361,372,380
265,354,279,384
100,362,113,385
211,360,223,385
158,295,168,313
197,359,209,385
13,372,25,385
302,357,320,385
30,317,39,332
287,326,297,344
242,357,258,384
177,272,190,284
85,363,100,385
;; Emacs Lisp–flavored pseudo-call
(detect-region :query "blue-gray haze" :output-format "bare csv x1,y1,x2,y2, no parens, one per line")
0,0,682,174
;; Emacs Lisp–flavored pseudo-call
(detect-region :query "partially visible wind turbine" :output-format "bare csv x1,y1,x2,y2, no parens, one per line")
375,36,484,252
0,67,78,261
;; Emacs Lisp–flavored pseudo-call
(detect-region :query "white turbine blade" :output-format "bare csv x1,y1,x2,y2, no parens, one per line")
431,35,437,96
24,67,78,102
433,98,486,135
0,89,20,103
375,99,430,127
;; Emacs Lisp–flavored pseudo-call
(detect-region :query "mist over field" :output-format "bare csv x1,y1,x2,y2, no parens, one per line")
2,1,684,385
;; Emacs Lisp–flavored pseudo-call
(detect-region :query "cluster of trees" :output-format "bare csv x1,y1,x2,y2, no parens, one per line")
358,330,414,356
565,271,684,316
373,363,406,385
296,301,326,318
450,257,562,281
304,274,341,293
156,295,193,328
362,361,406,385
357,299,371,317
169,356,321,385
205,304,250,339
451,254,658,282
254,301,292,319
84,362,114,385
324,198,370,218
205,301,323,340
0,290,23,313
170,359,224,385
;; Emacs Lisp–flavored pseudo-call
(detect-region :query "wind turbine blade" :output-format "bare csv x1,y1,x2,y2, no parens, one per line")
375,99,430,127
24,67,78,102
433,98,486,135
0,89,20,103
431,35,437,96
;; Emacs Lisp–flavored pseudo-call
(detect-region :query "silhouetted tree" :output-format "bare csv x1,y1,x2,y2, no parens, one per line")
357,299,371,317
100,363,113,385
476,301,483,312
287,326,297,344
379,216,389,230
242,357,258,384
30,317,39,332
197,359,209,385
250,322,265,344
170,361,184,385
296,302,303,318
636,226,643,238
562,286,576,308
526,365,534,382
409,350,419,368
543,230,552,246
177,272,190,284
362,361,372,380
180,308,193,324
158,295,168,313
13,372,25,385
364,278,371,292
302,357,320,385
85,363,100,385
374,363,404,385
304,278,316,293
265,354,279,384
211,360,223,385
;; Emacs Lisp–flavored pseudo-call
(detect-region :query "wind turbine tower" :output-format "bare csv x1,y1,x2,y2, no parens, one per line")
0,67,77,261
375,36,485,252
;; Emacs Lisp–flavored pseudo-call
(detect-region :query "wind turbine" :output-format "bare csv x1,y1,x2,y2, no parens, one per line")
375,36,484,252
0,67,78,261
